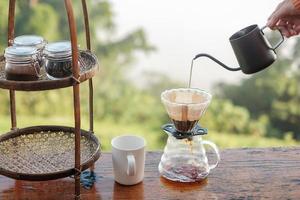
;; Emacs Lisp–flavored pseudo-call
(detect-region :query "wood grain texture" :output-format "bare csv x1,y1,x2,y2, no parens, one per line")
4,0,97,198
9,90,17,130
81,0,91,51
80,0,95,134
7,0,16,46
0,148,299,200
63,0,81,198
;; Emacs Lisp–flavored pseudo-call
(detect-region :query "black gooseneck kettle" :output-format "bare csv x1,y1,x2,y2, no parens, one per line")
190,24,284,79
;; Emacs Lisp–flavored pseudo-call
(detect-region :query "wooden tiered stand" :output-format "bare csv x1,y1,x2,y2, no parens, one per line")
0,0,101,199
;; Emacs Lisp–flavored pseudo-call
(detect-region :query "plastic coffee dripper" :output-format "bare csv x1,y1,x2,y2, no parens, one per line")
159,88,220,182
161,88,211,135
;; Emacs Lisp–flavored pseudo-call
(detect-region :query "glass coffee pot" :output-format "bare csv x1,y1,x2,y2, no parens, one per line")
159,88,220,182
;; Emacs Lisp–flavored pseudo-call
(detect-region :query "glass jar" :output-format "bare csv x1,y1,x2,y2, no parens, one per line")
4,46,41,81
44,41,74,80
13,35,46,66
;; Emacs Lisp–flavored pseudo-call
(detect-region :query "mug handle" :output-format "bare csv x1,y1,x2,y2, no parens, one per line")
202,140,220,170
127,154,136,176
261,25,284,50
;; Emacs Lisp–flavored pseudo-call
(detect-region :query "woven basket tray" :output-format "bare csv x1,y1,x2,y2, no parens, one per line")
0,50,99,91
0,126,100,181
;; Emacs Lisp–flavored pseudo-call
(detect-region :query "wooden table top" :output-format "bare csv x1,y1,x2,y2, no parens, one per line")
0,147,299,200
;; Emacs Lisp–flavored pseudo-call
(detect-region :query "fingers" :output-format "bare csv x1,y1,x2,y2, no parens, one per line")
267,16,279,29
276,17,300,37
277,25,299,37
287,23,298,35
267,17,279,29
277,25,292,37
267,0,300,37
266,0,300,30
268,1,284,21
294,24,300,33
267,1,285,29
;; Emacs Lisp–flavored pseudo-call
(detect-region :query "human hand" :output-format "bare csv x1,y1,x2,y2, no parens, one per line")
267,0,300,37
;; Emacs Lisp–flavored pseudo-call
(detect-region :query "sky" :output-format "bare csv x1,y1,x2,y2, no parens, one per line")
109,0,285,91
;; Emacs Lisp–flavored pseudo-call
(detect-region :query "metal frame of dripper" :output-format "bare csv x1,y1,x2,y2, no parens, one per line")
162,123,207,140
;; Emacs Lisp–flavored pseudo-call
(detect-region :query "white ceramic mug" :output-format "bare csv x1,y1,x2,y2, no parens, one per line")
111,135,146,185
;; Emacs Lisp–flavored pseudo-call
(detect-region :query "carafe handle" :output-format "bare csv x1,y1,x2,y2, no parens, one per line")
202,140,220,170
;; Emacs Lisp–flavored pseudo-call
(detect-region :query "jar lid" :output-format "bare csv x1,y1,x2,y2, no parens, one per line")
5,46,37,57
44,41,72,56
14,35,45,47
4,46,37,63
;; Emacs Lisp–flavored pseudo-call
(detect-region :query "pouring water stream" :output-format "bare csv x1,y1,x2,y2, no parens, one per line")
188,53,241,88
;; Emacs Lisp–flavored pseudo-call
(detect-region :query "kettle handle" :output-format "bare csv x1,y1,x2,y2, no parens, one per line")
202,140,220,170
261,26,284,50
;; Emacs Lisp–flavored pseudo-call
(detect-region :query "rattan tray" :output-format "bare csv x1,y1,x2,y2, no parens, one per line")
0,50,99,91
0,125,100,181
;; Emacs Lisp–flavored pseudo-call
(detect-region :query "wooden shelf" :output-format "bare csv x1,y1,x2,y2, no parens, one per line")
0,51,98,91
0,125,100,181
3,0,98,197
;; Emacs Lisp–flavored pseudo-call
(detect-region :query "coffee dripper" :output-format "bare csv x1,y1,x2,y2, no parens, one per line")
159,88,220,182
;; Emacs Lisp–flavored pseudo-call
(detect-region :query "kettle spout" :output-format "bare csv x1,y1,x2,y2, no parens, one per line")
188,53,241,87
193,53,241,71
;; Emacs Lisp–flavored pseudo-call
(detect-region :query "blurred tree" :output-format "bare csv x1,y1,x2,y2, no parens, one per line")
15,2,59,40
201,99,269,136
1,0,298,146
0,0,156,125
215,38,300,140
0,1,8,49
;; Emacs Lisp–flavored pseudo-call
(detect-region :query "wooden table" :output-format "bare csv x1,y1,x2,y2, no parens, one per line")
0,148,299,200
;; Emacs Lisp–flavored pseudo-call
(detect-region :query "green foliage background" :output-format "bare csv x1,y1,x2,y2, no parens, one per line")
0,0,299,150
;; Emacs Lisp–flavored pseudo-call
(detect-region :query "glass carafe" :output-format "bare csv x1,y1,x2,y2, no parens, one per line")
159,124,220,182
159,88,220,182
